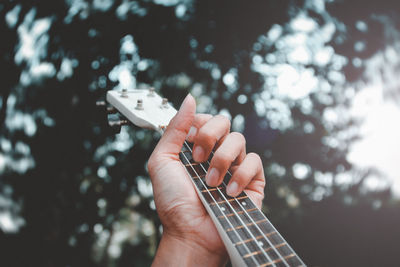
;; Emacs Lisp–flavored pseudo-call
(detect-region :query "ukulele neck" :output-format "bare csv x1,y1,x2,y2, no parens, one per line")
179,142,305,267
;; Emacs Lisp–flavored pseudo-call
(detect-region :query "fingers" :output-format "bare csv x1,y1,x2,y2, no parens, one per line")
226,153,265,197
192,115,231,162
150,94,196,160
205,132,246,187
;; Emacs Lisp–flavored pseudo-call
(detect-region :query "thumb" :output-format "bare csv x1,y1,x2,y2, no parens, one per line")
153,94,196,157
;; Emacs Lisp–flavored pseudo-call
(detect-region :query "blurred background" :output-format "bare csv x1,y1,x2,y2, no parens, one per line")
1,0,400,266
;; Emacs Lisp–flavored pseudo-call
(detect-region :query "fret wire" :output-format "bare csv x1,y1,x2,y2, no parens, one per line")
235,234,280,246
242,241,287,259
183,141,274,266
205,147,291,266
258,253,297,267
179,146,260,266
210,195,248,205
226,218,268,232
209,150,303,266
219,207,258,218
201,186,223,192
160,124,303,265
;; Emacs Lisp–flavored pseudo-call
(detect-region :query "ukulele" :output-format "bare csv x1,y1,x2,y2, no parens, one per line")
102,88,306,267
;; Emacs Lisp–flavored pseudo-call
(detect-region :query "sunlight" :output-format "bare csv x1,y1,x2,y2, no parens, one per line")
348,90,400,195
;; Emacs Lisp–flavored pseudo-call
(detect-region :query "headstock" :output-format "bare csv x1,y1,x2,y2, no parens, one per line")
101,88,177,133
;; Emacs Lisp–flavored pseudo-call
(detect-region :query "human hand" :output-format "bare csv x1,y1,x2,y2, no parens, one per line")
148,94,265,266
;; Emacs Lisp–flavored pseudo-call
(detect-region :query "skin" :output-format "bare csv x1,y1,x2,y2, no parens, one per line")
148,94,266,266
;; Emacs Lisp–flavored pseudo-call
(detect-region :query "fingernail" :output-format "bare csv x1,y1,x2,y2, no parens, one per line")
192,146,204,162
186,126,197,140
227,181,239,196
179,93,192,109
206,168,219,186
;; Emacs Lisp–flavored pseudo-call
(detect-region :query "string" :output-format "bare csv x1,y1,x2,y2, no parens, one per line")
179,147,261,266
222,162,305,266
159,125,298,265
183,141,276,266
209,149,301,266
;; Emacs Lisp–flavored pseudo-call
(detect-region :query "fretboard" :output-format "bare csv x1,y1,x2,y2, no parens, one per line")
179,141,305,267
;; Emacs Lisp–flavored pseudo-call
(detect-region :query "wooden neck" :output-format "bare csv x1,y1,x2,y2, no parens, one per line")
179,142,305,267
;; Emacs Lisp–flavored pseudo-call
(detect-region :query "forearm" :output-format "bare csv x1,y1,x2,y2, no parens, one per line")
152,233,227,267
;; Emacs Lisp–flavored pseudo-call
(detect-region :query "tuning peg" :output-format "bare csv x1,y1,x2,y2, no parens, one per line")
120,88,128,98
136,99,144,110
107,107,117,114
96,100,117,114
108,119,129,134
108,119,129,127
96,101,106,107
147,87,155,97
162,98,169,109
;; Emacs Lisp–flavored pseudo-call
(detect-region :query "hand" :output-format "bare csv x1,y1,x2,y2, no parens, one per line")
148,94,266,266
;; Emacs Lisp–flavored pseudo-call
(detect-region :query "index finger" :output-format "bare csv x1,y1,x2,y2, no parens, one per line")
152,94,196,159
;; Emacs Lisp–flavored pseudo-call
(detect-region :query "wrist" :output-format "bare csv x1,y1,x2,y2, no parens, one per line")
152,231,228,267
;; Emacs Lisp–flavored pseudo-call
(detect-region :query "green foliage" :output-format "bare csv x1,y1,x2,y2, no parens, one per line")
1,0,400,266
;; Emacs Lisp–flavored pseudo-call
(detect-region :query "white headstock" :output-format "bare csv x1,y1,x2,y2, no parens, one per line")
106,88,177,132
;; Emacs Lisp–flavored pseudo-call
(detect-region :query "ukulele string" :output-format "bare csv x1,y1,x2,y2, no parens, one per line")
160,127,277,265
222,158,305,266
183,141,275,266
209,150,293,267
179,147,261,266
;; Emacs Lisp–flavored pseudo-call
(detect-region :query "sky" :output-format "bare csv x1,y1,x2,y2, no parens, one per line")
348,41,400,196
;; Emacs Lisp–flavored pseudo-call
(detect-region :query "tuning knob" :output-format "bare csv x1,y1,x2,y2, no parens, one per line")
120,88,128,98
96,100,106,107
96,101,117,114
147,87,155,97
162,98,169,108
136,99,144,110
108,119,129,134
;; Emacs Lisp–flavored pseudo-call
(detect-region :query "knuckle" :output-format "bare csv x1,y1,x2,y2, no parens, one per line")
213,150,232,167
196,128,216,146
234,168,247,181
215,114,231,128
230,132,246,145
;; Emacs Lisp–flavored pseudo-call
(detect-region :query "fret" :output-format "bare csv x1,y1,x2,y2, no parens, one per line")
180,142,305,267
210,195,248,205
202,186,223,192
213,205,292,265
192,173,206,179
257,253,296,267
219,207,258,218
232,229,285,266
201,184,228,204
200,177,291,264
280,253,304,266
184,163,207,178
257,221,287,246
236,240,296,266
243,240,293,258
226,218,268,232
235,233,278,246
229,224,277,241
234,237,280,266
188,173,207,191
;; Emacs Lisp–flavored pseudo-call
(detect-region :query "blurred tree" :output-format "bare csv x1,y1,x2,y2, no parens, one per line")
0,0,400,266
